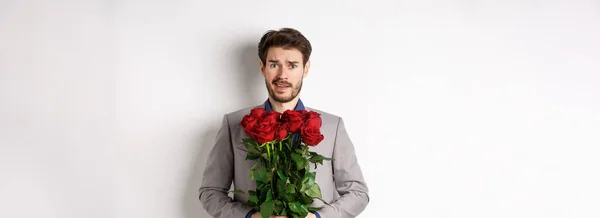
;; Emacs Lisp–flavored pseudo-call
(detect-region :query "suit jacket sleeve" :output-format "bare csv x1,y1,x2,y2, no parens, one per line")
316,117,370,217
198,115,254,217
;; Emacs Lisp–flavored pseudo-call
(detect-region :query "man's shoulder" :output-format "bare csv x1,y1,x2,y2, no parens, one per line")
305,107,342,124
223,105,261,124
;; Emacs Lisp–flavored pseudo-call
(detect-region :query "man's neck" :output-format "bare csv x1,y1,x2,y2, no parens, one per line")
268,96,299,113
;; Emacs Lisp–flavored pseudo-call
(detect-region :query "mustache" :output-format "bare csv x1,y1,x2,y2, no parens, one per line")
272,79,292,86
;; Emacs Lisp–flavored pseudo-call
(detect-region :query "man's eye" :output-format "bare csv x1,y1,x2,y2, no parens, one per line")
270,64,278,68
290,65,297,69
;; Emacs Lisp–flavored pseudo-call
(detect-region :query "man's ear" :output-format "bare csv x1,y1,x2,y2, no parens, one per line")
260,59,266,77
303,60,310,78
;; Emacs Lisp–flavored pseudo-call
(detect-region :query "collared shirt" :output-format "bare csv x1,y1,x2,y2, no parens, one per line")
264,98,306,112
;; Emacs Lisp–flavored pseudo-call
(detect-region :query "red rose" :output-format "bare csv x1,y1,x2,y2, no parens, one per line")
302,111,322,129
247,111,280,144
301,126,324,146
275,123,289,141
303,111,320,120
241,116,258,135
249,107,266,118
241,108,267,135
249,122,276,144
282,110,303,133
303,117,322,129
298,110,308,117
262,111,281,125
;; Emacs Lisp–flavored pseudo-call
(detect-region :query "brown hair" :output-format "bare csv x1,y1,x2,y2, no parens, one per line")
258,27,312,66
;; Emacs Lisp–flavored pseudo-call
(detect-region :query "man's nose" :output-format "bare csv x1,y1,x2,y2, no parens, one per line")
277,67,289,78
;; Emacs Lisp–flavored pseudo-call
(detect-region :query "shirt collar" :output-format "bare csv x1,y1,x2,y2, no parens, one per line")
264,98,305,112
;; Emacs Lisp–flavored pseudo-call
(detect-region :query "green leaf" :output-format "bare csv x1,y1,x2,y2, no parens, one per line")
285,184,296,194
289,202,309,217
281,192,294,202
247,190,258,207
257,182,267,192
289,202,301,213
289,170,301,181
246,153,261,160
291,152,301,164
304,183,323,199
274,200,283,215
248,194,259,205
299,204,309,217
229,190,246,195
309,154,333,163
300,160,308,170
254,166,268,183
266,189,273,201
260,200,274,218
301,172,316,188
291,153,308,170
308,206,323,211
243,138,261,155
277,150,287,165
299,194,313,204
281,183,296,202
294,148,304,154
276,178,286,195
308,155,323,164
249,160,266,181
251,160,261,170
276,169,288,182
257,183,269,202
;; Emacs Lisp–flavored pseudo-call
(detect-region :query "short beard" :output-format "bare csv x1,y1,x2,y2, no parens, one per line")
265,78,303,103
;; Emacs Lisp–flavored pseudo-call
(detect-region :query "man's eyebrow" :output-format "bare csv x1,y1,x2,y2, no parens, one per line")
268,60,300,65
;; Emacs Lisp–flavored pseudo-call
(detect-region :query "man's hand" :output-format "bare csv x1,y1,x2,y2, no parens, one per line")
251,212,317,218
250,212,286,218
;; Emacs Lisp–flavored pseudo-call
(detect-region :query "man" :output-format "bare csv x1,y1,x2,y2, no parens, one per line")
198,28,369,218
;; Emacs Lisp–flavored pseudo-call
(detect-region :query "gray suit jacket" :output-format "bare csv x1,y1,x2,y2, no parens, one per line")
199,103,370,217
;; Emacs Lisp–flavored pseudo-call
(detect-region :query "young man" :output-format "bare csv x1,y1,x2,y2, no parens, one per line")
198,28,369,218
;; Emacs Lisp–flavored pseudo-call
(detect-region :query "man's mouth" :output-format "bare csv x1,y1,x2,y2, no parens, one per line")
274,81,291,88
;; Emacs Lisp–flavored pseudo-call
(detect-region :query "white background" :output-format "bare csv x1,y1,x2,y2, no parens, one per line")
1,0,599,218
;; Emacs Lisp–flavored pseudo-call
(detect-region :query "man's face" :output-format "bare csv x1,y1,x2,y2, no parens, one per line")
260,47,310,103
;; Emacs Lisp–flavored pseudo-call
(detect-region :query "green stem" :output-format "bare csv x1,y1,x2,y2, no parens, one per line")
279,141,282,151
271,167,276,206
303,146,308,157
267,143,271,160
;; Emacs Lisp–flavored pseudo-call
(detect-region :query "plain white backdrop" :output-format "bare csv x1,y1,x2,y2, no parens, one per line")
1,0,599,218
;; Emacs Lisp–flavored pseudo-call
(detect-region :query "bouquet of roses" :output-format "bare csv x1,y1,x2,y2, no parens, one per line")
232,108,333,218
